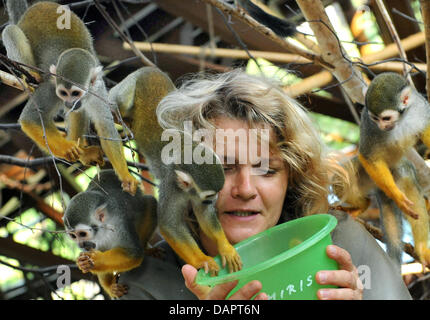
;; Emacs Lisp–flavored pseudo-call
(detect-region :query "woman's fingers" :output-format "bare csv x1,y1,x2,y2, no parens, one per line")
182,264,212,299
182,264,268,300
228,280,265,300
326,245,355,272
315,245,363,300
317,288,362,300
316,269,357,289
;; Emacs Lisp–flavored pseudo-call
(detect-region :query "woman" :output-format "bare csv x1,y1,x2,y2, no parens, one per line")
119,69,411,300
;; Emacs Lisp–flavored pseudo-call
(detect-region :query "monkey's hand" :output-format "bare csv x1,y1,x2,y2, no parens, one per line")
395,192,419,220
219,243,242,273
197,257,220,277
79,145,105,166
121,174,138,196
77,251,95,273
60,140,83,163
415,244,430,268
110,283,129,298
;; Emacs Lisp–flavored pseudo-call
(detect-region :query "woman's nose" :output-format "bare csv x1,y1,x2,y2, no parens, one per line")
231,167,257,200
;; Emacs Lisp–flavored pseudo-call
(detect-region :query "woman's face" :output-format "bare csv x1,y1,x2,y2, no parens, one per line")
203,117,288,249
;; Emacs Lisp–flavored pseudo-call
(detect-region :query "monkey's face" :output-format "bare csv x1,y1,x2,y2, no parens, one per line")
56,84,86,111
50,50,102,112
368,109,400,131
66,223,97,251
175,169,219,205
64,204,113,251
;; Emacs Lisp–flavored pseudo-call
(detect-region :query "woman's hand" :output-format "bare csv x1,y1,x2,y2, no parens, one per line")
316,245,364,300
181,264,269,300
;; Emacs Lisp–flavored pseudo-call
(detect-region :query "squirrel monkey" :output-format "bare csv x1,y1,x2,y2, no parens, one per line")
109,67,242,274
64,170,158,298
349,72,430,265
2,0,138,195
333,157,428,265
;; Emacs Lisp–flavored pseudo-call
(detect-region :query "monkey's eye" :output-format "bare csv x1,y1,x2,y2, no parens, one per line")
71,91,81,97
69,233,77,239
382,116,391,121
59,90,68,97
78,231,88,238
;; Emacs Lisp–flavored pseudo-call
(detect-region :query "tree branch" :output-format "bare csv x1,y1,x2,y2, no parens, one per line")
420,0,430,101
295,0,366,103
200,0,333,69
93,0,155,67
374,0,414,87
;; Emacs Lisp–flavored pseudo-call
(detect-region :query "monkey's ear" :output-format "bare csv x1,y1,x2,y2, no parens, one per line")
400,86,412,107
362,85,368,97
175,170,193,191
49,65,57,83
95,204,107,223
90,66,103,85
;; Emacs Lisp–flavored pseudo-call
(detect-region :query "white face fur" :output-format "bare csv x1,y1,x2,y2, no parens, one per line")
65,204,117,251
368,109,400,131
368,85,412,131
56,84,86,109
50,65,103,110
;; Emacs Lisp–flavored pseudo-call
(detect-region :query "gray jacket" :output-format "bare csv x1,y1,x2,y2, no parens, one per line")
118,211,412,300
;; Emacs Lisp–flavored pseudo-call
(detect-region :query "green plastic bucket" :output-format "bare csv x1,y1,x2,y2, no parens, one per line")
196,214,338,300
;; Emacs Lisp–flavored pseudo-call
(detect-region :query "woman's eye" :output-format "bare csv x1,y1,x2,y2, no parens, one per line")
263,169,277,177
266,169,277,175
223,166,234,172
251,167,277,176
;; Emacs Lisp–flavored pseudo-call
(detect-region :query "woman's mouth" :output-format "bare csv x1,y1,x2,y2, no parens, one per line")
225,211,260,217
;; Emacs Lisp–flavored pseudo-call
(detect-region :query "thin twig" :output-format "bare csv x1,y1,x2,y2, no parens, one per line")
375,0,414,86
420,0,430,101
93,0,155,67
392,8,423,25
0,259,77,274
201,0,333,69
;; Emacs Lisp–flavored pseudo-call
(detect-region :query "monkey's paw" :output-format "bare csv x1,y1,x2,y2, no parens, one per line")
60,141,83,163
196,257,220,276
416,246,430,268
219,244,242,273
121,175,138,196
77,252,95,273
79,145,105,166
110,283,128,298
396,193,419,220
